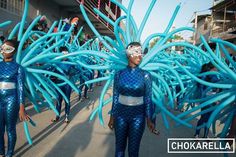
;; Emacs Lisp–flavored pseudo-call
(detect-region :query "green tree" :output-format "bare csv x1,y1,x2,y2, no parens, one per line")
149,37,160,48
173,34,184,40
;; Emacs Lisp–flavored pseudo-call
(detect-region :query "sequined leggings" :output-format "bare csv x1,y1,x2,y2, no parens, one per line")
114,115,145,157
0,91,19,157
56,84,72,117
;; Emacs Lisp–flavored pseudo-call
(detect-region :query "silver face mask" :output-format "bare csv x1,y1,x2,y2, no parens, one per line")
62,51,68,55
0,44,15,54
126,45,143,57
38,26,43,31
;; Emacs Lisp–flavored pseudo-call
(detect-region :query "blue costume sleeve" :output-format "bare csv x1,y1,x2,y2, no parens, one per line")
144,71,153,119
17,65,25,105
210,75,220,83
111,71,119,116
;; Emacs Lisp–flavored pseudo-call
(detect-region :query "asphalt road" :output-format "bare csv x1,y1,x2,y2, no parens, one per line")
13,85,235,157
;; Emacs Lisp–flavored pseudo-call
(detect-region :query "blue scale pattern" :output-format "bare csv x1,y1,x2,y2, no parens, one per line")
111,67,154,157
111,67,153,119
55,63,73,118
0,61,25,157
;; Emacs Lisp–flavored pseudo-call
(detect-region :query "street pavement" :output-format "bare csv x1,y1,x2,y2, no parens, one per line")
14,85,235,157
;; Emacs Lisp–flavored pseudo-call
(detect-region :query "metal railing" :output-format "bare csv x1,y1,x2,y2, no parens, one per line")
77,0,120,33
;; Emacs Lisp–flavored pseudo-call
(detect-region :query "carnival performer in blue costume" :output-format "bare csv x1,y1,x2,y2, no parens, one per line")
108,42,159,157
78,67,91,100
194,62,220,138
51,47,74,123
78,56,95,100
0,40,29,157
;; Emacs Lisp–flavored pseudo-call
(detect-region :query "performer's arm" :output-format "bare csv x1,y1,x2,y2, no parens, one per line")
144,72,159,135
144,71,153,119
18,66,29,121
18,65,25,106
111,72,119,116
108,72,119,130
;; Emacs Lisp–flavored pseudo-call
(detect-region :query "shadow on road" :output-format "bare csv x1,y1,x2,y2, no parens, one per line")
14,85,102,157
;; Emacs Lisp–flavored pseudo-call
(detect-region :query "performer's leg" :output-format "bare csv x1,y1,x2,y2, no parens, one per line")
83,85,89,99
227,113,236,146
228,115,236,137
65,85,72,121
114,116,129,157
89,71,94,91
0,108,5,156
202,114,211,138
5,102,19,157
128,115,145,157
195,115,206,137
56,85,65,117
203,127,209,138
90,70,94,90
96,71,102,86
175,85,181,110
79,77,85,100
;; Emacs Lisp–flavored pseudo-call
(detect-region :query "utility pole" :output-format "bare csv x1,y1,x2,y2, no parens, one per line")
210,0,214,40
193,12,198,45
223,6,227,32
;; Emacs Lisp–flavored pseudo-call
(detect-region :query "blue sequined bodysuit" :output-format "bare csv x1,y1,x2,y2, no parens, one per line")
111,66,153,157
0,61,25,157
55,63,73,118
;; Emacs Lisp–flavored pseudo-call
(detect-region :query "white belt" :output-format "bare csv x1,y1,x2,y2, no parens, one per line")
118,94,143,106
0,82,16,89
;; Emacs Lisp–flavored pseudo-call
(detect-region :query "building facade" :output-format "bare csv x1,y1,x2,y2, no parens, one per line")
192,14,212,45
210,0,236,43
0,0,121,38
192,0,236,54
